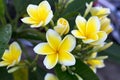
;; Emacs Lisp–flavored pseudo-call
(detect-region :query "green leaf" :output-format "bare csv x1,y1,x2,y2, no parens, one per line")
99,43,120,63
13,67,28,80
0,67,13,80
0,24,12,58
55,59,99,80
17,29,46,41
55,64,78,80
72,59,99,80
0,0,5,18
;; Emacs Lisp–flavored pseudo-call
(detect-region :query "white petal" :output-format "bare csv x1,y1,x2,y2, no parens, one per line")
75,15,86,34
45,73,58,80
46,29,61,50
33,43,54,55
44,11,53,25
27,4,38,19
30,21,43,28
43,54,58,69
59,35,76,52
0,61,9,67
59,51,75,66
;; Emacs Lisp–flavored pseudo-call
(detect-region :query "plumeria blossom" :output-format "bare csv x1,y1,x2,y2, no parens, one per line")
90,6,110,18
0,42,22,68
85,52,105,73
100,17,113,34
44,73,58,80
54,18,70,36
34,29,76,69
21,1,53,28
71,15,107,44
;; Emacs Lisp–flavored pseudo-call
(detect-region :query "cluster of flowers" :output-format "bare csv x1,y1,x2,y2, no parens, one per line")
0,1,113,80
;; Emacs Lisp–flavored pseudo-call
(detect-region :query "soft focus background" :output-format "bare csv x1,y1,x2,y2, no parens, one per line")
0,0,120,80
95,0,120,80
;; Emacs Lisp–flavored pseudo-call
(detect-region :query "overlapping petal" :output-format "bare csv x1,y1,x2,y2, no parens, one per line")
86,16,100,34
83,38,97,43
27,4,38,19
58,51,75,66
43,54,58,69
38,1,51,11
46,29,61,50
71,30,86,39
91,31,107,45
30,21,43,28
59,35,76,52
33,43,55,55
38,1,53,25
45,11,53,25
75,16,86,35
21,17,37,24
9,42,22,62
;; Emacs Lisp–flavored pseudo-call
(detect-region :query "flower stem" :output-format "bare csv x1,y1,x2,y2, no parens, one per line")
31,54,39,66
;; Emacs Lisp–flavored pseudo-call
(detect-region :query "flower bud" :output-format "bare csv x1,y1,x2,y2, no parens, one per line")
98,42,113,51
100,17,113,34
54,18,70,36
90,6,110,18
61,65,67,71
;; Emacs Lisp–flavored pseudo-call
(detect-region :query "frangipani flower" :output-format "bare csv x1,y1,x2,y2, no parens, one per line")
21,1,53,28
85,52,105,73
54,18,70,36
34,29,76,69
90,6,110,18
0,42,22,68
71,15,107,44
44,73,58,80
100,17,113,34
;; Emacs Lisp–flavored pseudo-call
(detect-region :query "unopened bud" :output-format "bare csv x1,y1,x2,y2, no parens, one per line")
99,42,113,52
96,56,108,60
8,66,20,73
61,65,67,71
76,44,81,51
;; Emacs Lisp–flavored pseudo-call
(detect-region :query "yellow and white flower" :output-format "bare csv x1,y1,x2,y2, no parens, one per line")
85,52,105,73
100,17,113,34
44,73,58,80
90,6,110,18
54,18,70,36
21,1,53,28
0,42,22,68
71,15,107,44
34,29,76,69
